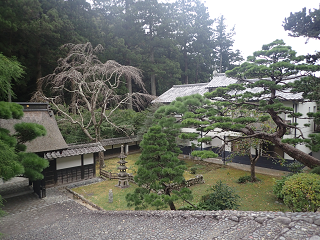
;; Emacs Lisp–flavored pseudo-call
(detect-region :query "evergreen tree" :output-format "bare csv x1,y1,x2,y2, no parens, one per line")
0,53,25,101
126,124,192,210
173,0,215,84
223,40,320,167
283,7,320,40
213,15,243,73
0,102,49,181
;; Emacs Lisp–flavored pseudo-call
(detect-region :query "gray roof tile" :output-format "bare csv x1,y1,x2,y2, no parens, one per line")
100,136,139,146
44,142,105,160
152,74,237,104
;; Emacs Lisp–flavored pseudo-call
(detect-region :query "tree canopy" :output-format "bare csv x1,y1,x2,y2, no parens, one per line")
0,0,242,101
0,102,49,181
126,124,192,210
156,40,320,168
283,7,320,41
0,53,24,101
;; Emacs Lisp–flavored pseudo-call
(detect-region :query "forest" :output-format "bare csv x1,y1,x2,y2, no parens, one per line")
0,0,242,102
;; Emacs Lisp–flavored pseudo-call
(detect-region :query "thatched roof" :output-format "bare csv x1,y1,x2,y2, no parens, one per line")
44,142,105,160
0,102,68,153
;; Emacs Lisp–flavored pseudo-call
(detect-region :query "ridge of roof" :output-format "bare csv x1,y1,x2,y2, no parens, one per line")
44,142,105,160
172,83,208,88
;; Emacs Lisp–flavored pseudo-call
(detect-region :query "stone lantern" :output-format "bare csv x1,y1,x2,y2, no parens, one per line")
116,145,130,188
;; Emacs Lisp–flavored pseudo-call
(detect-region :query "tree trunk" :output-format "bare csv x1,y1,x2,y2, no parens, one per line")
127,75,133,109
250,157,257,182
270,137,320,168
99,151,105,170
70,80,77,114
151,73,156,96
164,186,176,210
184,48,188,84
7,80,11,102
150,49,156,96
126,59,133,109
219,50,222,73
36,50,42,92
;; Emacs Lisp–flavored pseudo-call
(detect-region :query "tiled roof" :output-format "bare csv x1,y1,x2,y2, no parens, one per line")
152,83,209,103
152,74,305,104
205,74,238,88
152,74,237,104
100,136,139,146
226,77,304,101
44,142,105,160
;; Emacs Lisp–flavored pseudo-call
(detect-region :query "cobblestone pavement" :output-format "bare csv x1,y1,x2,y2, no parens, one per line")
1,178,320,240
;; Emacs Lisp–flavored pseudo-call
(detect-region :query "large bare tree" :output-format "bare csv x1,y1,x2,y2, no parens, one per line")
33,42,152,167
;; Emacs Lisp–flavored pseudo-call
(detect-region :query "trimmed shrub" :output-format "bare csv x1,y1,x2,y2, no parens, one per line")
273,176,290,200
310,166,320,175
190,167,197,174
198,180,240,211
285,160,304,173
281,173,320,212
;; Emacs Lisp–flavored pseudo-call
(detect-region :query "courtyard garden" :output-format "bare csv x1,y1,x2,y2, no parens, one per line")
72,153,290,212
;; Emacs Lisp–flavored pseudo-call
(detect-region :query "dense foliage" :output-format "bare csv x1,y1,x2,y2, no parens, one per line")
126,124,191,210
0,0,242,101
198,181,240,211
57,108,147,144
0,102,49,181
273,175,292,200
281,173,320,212
284,7,320,40
0,53,24,101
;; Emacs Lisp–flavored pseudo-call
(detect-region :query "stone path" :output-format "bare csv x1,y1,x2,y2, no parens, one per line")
1,178,320,239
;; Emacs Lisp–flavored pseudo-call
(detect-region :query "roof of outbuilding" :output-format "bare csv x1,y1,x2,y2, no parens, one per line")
224,76,304,101
152,83,209,103
44,142,105,160
0,102,68,153
100,136,139,146
153,74,305,104
152,73,238,104
205,73,238,88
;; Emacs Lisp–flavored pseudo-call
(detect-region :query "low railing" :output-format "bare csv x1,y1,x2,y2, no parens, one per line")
100,170,204,191
100,170,135,182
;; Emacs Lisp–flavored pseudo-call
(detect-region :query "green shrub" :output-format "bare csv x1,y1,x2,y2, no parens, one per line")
198,180,240,211
285,160,304,173
273,175,291,200
236,175,261,183
281,173,320,212
190,167,197,174
310,166,320,175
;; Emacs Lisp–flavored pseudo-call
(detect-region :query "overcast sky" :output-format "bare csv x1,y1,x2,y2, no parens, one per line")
201,0,320,60
159,0,319,60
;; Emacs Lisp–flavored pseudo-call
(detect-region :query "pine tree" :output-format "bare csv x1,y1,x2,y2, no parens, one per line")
213,15,243,73
0,102,49,181
126,124,192,210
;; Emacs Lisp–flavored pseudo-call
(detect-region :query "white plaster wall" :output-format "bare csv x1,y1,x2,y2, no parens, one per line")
57,155,81,170
282,101,316,160
83,153,94,165
313,151,320,160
